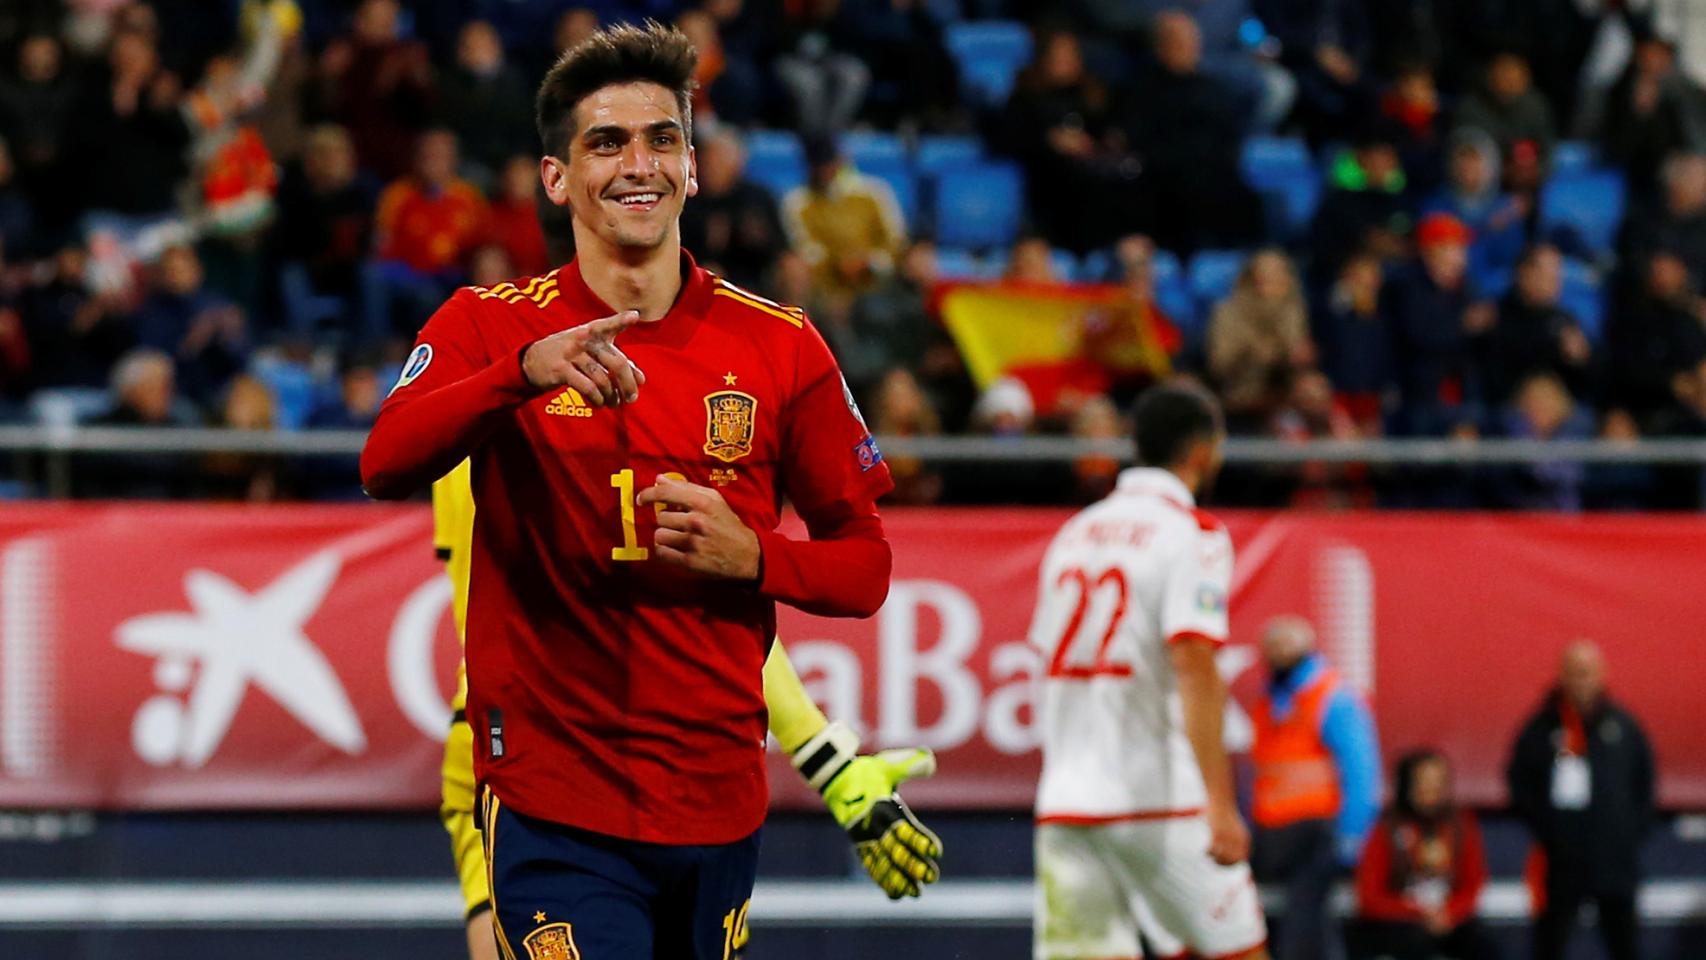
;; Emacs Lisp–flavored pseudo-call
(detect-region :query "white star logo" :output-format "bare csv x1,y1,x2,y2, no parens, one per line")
115,551,366,767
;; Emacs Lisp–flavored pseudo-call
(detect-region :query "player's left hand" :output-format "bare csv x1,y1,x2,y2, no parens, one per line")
637,475,761,580
793,722,944,899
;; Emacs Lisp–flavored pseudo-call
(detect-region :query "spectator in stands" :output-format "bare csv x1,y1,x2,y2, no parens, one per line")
1250,615,1381,960
1254,0,1375,147
1606,248,1706,424
1271,370,1372,507
1349,749,1497,960
1585,407,1660,509
484,155,549,278
1315,251,1389,435
1207,248,1316,432
1000,27,1140,254
1383,213,1491,437
0,248,27,418
202,374,280,501
1309,129,1413,286
1125,10,1262,255
827,0,961,131
133,245,250,410
676,9,757,128
840,239,936,397
1455,51,1557,185
273,124,379,341
438,20,535,183
19,245,133,390
1618,150,1706,281
0,137,34,258
0,33,76,245
773,0,870,136
303,352,381,500
72,346,199,498
316,0,435,181
1068,393,1123,502
1081,234,1182,408
371,128,488,339
1379,61,1447,195
67,27,190,225
780,134,906,302
1492,372,1594,511
870,368,944,505
679,128,785,290
1422,129,1529,293
1580,29,1706,198
1003,236,1059,284
1484,244,1594,404
1507,639,1655,960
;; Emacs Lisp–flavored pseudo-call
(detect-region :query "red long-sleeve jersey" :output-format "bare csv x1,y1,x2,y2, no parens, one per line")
1357,810,1488,927
361,253,893,844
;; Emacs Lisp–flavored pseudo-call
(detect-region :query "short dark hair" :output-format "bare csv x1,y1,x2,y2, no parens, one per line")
1133,381,1223,468
535,20,697,159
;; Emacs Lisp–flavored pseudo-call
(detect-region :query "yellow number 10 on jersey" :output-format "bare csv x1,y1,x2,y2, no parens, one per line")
609,468,685,562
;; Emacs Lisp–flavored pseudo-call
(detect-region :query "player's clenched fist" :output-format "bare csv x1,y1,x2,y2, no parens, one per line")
521,309,646,406
637,475,762,580
1206,802,1251,866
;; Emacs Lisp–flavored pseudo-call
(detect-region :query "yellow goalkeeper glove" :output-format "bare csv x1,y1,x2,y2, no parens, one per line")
791,721,944,899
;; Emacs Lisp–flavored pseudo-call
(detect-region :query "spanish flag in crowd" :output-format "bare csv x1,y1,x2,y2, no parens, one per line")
939,281,1181,415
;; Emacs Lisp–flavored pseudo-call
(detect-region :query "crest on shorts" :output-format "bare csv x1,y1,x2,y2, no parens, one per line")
703,390,758,463
523,921,581,960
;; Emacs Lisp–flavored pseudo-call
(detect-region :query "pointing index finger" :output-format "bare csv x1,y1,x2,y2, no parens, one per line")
583,309,640,341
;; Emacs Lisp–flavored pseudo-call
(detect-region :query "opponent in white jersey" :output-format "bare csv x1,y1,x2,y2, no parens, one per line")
1030,382,1268,960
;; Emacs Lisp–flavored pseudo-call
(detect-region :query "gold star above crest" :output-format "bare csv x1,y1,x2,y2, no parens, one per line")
723,372,738,386
533,911,547,924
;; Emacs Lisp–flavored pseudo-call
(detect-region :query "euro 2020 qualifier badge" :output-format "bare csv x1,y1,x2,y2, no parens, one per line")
703,390,758,463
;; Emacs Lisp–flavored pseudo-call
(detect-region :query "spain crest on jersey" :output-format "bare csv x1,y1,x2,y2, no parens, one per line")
523,922,581,960
703,390,758,463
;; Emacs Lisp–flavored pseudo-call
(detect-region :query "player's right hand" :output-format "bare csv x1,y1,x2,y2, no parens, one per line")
521,309,646,406
1205,803,1250,866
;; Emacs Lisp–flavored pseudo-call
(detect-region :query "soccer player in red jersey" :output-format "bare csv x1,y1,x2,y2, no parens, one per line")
361,21,919,960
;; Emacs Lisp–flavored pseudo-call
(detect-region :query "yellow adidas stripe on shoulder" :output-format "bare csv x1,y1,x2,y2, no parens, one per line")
713,279,805,328
471,269,562,310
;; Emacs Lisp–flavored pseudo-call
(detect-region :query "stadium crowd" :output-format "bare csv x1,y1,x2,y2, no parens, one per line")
0,0,1704,507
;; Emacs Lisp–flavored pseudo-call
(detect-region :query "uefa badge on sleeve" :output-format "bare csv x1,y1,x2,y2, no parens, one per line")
855,435,883,472
389,343,433,395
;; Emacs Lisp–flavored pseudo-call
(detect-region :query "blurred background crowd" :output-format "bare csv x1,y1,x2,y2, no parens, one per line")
1,0,1705,508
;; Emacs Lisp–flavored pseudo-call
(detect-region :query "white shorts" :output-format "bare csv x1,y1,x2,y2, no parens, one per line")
1035,817,1267,960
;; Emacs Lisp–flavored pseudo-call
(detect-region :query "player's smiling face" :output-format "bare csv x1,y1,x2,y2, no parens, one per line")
559,81,697,252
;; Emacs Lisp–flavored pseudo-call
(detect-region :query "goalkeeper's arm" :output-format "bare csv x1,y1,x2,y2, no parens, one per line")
765,641,944,899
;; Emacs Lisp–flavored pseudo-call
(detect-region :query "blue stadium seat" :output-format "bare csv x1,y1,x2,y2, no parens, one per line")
1551,141,1598,176
1078,249,1113,283
1240,136,1313,187
842,131,907,169
916,135,983,174
1188,249,1246,310
28,387,110,427
859,161,920,230
1149,250,1198,331
1049,248,1078,282
743,129,806,198
945,21,1033,106
934,246,992,280
1539,171,1626,258
1240,137,1321,240
1560,257,1607,343
933,162,1025,248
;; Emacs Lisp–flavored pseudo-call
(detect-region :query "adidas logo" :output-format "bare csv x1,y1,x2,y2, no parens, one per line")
545,389,596,418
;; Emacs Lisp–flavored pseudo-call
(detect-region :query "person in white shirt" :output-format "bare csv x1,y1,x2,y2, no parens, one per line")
1030,381,1269,960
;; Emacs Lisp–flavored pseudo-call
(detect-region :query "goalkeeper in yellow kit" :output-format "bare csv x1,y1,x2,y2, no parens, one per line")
432,461,943,959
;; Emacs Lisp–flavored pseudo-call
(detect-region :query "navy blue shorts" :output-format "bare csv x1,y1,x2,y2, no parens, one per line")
482,790,760,960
